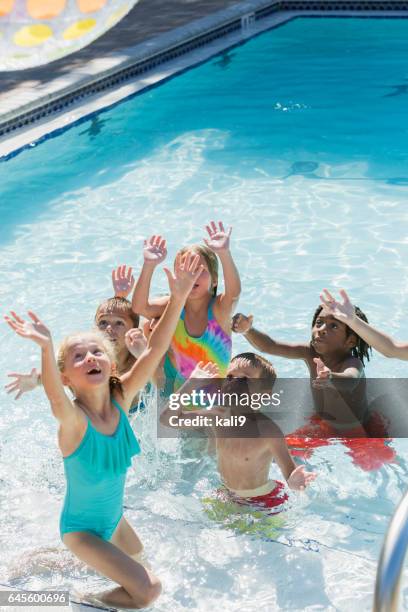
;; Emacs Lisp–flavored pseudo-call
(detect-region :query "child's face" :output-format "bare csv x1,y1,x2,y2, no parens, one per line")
61,337,112,389
180,252,214,299
96,310,134,350
222,359,261,394
222,360,265,413
311,309,356,355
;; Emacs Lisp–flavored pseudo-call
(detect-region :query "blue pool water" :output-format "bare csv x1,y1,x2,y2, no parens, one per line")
1,16,408,611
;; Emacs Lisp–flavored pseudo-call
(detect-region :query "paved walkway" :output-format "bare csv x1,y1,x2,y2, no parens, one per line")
0,0,240,120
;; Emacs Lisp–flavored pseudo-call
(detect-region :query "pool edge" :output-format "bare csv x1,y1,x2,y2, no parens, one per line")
1,0,408,160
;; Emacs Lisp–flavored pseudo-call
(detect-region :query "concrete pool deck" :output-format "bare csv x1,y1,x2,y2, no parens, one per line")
0,0,241,125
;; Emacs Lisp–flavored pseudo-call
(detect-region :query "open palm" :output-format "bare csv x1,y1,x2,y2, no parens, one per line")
5,311,51,348
125,328,147,358
112,265,135,298
320,289,355,322
164,252,203,299
287,465,316,491
190,361,220,379
204,221,232,252
143,235,167,264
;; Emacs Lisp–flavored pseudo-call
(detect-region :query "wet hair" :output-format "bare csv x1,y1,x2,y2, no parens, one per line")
311,305,372,365
178,244,218,297
231,352,277,386
95,297,139,328
57,330,124,396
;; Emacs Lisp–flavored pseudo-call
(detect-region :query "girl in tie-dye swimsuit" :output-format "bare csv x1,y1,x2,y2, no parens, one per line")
132,221,241,393
163,297,232,395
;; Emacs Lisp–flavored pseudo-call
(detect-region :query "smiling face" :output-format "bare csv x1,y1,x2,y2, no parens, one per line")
58,333,114,392
311,308,356,356
95,309,134,350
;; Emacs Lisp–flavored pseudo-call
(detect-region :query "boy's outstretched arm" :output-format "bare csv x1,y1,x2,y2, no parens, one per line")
4,312,77,425
321,288,408,360
204,221,241,315
269,428,316,490
121,254,204,408
232,313,310,360
131,235,169,319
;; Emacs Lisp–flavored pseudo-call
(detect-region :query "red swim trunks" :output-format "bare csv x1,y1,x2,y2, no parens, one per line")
286,414,396,471
241,481,289,509
220,481,289,511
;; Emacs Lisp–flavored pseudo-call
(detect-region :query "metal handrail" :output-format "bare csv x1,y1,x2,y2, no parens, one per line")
373,490,408,611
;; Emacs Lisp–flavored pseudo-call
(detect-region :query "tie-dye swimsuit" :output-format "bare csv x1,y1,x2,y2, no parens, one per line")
162,298,232,395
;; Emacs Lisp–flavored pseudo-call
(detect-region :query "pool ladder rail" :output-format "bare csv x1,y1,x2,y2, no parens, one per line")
374,490,408,611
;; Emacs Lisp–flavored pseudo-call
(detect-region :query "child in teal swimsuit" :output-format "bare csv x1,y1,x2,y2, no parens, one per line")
5,252,204,610
132,221,241,394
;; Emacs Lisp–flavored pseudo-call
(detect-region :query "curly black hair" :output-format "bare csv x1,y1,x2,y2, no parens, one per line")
311,305,372,365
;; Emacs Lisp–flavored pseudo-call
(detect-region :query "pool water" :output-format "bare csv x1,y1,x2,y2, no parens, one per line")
1,16,408,611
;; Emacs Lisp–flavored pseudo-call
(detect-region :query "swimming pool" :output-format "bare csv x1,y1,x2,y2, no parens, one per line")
1,16,408,611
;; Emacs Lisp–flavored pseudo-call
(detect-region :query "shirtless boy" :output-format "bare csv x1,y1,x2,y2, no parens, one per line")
161,353,315,508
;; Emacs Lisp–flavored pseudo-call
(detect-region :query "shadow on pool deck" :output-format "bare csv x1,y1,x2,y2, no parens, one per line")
0,0,240,117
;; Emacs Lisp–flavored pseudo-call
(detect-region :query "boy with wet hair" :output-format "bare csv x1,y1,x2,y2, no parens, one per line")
228,351,277,382
161,353,315,510
311,304,371,366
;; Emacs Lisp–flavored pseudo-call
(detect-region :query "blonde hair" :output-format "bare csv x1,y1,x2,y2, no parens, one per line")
95,297,139,327
178,244,218,297
57,330,123,396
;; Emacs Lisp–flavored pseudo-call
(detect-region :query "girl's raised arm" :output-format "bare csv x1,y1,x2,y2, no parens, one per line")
321,288,408,360
232,313,310,360
4,311,77,423
120,253,204,408
131,235,169,319
204,221,241,316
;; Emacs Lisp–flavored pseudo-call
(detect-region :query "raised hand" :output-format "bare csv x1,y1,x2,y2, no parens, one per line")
204,221,232,252
232,313,253,334
320,288,355,323
189,361,220,379
5,368,40,400
287,465,317,491
112,265,135,298
125,328,147,358
312,357,333,389
4,311,52,348
143,235,167,266
164,252,203,300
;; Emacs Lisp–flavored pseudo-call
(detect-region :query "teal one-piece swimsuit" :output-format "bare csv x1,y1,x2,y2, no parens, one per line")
60,398,140,541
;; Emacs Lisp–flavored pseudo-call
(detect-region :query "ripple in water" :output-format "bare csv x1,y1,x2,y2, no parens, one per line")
0,130,407,609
